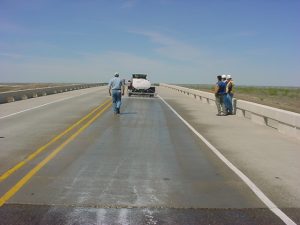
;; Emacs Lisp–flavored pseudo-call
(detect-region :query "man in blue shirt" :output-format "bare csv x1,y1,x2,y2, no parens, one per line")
108,72,125,114
214,75,227,116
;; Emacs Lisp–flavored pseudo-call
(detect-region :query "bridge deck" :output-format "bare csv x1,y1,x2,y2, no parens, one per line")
0,86,299,224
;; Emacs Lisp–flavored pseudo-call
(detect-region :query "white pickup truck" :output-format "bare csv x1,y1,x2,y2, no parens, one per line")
127,74,156,97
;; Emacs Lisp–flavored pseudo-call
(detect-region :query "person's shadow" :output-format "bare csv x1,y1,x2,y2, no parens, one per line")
119,112,137,115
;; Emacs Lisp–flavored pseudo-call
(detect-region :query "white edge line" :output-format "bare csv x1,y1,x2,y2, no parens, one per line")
158,95,296,225
0,88,102,120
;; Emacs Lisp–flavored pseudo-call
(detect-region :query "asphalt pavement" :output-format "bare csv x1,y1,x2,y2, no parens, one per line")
0,86,299,225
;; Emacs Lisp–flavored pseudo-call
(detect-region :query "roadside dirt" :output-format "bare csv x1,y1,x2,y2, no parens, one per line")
234,93,300,114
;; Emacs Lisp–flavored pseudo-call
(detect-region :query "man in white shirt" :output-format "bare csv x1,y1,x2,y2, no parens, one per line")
108,72,125,114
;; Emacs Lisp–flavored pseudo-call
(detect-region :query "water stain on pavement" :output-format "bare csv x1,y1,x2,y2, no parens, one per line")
0,204,297,225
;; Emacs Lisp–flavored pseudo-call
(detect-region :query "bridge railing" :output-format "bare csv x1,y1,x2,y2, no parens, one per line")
160,83,300,140
0,83,106,104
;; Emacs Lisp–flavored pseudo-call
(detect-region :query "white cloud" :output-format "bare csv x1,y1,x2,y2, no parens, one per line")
1,29,296,86
235,31,257,37
0,50,204,83
121,0,138,9
0,20,26,33
0,52,24,59
1,50,298,86
129,30,204,62
214,31,257,40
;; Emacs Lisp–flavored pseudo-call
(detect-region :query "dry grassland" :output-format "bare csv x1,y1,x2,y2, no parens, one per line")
178,84,300,114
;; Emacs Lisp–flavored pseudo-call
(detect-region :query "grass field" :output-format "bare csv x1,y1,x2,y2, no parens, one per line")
177,84,300,114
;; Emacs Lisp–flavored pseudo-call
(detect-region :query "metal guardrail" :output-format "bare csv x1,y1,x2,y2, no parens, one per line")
0,83,107,104
161,83,300,140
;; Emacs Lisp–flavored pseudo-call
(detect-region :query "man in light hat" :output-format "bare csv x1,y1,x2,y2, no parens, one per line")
108,72,125,114
221,74,227,81
225,74,234,114
214,75,227,116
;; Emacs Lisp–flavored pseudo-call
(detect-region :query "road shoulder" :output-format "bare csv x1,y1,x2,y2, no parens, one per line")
158,86,300,210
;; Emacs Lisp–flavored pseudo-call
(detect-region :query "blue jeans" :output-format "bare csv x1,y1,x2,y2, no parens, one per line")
112,90,122,113
225,93,233,113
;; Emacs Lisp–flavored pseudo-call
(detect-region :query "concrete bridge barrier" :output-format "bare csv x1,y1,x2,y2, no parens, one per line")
161,83,300,140
0,83,106,104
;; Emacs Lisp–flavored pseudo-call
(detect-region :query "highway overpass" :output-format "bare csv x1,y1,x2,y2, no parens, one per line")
0,85,299,225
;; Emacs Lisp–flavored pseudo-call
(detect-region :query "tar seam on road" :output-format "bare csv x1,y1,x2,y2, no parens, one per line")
0,101,112,207
0,88,103,120
158,95,297,225
0,99,111,183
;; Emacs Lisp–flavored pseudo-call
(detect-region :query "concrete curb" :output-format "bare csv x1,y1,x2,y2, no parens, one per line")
0,83,106,104
160,83,300,140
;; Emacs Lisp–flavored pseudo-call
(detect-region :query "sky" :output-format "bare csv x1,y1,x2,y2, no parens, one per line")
0,0,299,86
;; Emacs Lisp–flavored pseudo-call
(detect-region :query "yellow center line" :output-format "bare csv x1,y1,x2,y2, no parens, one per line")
0,98,111,182
0,102,112,207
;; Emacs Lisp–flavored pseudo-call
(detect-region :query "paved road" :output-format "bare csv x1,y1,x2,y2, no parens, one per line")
0,87,298,224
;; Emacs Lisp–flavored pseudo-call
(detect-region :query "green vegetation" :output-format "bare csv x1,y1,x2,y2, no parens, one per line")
178,84,300,98
235,86,300,98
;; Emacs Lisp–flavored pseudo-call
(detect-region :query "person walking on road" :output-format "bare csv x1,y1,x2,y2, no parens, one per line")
225,74,234,115
214,75,227,116
108,72,125,114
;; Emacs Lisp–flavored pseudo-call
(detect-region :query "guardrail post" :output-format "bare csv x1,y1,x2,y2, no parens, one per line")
6,96,15,103
278,123,297,137
251,113,267,126
21,95,28,100
233,98,237,115
236,108,245,118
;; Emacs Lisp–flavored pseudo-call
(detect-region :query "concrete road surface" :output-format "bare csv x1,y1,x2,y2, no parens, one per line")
0,86,299,225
